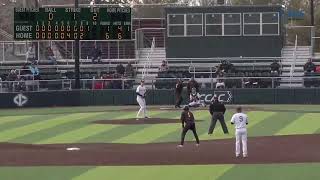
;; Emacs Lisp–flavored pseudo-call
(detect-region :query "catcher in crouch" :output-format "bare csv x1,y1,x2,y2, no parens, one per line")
188,88,205,108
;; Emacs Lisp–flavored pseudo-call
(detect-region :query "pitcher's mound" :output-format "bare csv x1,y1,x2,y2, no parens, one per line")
94,118,203,125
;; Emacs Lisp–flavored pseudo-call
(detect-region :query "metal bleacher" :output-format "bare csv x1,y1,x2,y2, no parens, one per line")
167,57,280,76
156,57,281,89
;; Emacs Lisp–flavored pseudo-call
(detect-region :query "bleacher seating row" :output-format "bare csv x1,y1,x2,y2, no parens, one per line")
0,59,136,81
155,67,281,89
304,72,320,87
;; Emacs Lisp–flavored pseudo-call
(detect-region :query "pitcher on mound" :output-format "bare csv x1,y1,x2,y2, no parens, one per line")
136,80,149,120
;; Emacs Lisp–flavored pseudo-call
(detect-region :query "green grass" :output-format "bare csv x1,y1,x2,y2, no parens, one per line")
218,163,320,180
37,124,118,144
0,105,320,179
1,164,320,180
276,113,320,135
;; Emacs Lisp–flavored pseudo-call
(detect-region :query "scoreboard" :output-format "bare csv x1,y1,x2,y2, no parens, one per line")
14,7,131,40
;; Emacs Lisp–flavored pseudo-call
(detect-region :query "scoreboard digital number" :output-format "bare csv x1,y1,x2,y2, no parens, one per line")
14,7,131,40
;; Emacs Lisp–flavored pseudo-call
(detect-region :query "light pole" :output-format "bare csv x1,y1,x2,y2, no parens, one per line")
311,0,314,26
310,0,315,56
74,0,80,89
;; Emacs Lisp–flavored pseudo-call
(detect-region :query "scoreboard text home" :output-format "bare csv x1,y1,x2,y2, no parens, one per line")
14,7,132,40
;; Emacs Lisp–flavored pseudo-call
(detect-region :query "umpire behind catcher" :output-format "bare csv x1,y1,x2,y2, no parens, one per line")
175,79,183,108
178,106,200,147
208,95,229,135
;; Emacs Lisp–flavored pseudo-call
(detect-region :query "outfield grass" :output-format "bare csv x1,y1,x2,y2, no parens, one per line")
0,105,319,180
1,164,320,180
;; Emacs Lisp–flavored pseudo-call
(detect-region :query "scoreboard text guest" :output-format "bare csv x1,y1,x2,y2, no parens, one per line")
14,7,132,40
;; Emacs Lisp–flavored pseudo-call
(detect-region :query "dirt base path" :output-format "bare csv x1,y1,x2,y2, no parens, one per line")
1,134,320,166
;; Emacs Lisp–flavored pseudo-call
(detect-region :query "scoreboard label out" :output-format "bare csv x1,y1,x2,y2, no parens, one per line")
14,7,131,40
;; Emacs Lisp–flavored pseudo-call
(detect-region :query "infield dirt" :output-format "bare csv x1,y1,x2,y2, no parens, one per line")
0,134,319,166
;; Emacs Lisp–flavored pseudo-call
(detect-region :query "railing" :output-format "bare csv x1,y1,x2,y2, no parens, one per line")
0,29,13,40
290,35,298,86
188,66,218,78
1,76,319,93
0,41,33,63
167,57,283,67
79,40,135,60
142,37,155,78
16,68,35,80
0,40,135,63
167,57,283,61
285,25,315,47
312,36,320,55
135,28,165,49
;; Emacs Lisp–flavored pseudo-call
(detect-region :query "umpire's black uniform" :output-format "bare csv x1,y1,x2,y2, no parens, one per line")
208,97,228,134
180,106,200,145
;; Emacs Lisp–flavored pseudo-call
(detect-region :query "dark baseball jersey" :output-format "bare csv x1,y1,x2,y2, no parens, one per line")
181,111,195,125
180,110,199,145
175,82,183,94
209,101,226,115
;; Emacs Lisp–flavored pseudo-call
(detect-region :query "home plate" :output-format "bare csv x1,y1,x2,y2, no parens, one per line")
66,147,80,151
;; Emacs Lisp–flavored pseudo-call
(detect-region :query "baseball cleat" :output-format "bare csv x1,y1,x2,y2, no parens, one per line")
177,145,183,148
144,116,149,119
136,118,139,121
195,143,200,147
236,154,240,158
243,154,248,158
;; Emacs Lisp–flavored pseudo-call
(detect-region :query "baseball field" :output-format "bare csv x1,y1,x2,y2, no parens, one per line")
0,105,320,180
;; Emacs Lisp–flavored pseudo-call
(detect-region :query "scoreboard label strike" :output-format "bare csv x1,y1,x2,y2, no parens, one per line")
14,7,131,40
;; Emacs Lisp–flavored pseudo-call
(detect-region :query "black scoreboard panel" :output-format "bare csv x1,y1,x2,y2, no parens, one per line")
14,7,131,40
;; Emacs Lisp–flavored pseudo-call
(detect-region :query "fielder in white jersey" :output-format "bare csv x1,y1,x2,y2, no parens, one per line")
136,80,148,120
230,106,248,158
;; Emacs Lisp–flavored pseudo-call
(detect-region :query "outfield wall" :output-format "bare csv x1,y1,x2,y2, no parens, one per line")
1,88,320,108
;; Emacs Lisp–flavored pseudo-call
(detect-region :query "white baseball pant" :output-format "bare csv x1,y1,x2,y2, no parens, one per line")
188,101,201,107
189,100,206,107
136,96,147,118
235,128,248,156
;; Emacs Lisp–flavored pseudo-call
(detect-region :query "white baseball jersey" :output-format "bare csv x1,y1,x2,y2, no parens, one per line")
136,85,146,97
230,113,248,129
189,92,200,102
